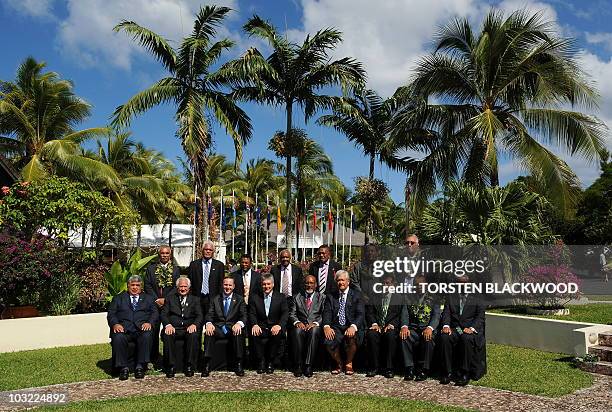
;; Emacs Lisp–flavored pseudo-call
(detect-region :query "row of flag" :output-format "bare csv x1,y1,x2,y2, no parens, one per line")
195,194,356,233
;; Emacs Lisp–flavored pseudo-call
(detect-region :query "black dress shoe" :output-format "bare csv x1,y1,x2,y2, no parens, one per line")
384,369,394,379
304,366,313,378
366,369,377,377
404,367,414,381
134,367,145,379
455,375,470,386
293,367,303,377
235,362,245,376
440,373,452,385
266,363,274,374
256,362,265,374
415,370,427,381
201,365,210,377
166,367,175,378
119,367,129,380
184,366,194,377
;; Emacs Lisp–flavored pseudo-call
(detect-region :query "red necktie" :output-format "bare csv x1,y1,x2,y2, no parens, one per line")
306,295,312,311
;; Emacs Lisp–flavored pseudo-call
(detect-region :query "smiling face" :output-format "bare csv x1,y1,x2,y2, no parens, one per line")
159,247,171,264
128,280,142,295
406,235,419,256
202,243,214,259
223,277,235,295
240,256,252,272
262,278,274,294
336,272,349,292
177,278,190,296
304,275,316,293
317,247,330,263
279,250,291,267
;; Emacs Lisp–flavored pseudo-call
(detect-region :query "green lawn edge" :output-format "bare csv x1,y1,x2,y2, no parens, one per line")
488,303,612,325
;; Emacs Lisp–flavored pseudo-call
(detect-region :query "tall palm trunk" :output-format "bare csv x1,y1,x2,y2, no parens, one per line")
363,151,375,245
285,102,293,251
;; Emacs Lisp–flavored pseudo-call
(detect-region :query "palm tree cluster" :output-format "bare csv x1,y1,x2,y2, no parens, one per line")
1,6,608,247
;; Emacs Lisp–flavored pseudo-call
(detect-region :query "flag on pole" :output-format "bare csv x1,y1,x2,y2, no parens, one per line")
312,206,317,230
277,201,282,230
266,205,271,230
328,203,333,232
351,207,356,234
194,194,199,225
221,192,226,230
207,194,213,223
305,201,309,232
232,192,237,229
256,203,261,227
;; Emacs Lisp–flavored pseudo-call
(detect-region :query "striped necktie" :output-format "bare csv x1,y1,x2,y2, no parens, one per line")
319,264,328,293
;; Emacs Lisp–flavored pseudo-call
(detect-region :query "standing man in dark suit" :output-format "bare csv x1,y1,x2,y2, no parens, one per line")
400,273,441,381
107,275,159,380
271,249,304,299
322,270,365,375
144,245,181,368
188,240,225,318
231,254,262,306
309,245,342,295
439,274,487,386
161,276,202,378
202,276,247,377
365,273,402,378
289,275,324,377
249,274,289,374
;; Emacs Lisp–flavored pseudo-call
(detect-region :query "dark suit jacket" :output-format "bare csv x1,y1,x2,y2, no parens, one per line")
188,258,224,298
206,293,248,329
160,292,202,329
107,292,159,334
309,259,342,294
289,291,324,325
271,264,304,296
400,293,441,330
231,268,263,300
248,291,289,330
365,293,403,328
322,287,365,330
144,263,181,299
441,294,485,334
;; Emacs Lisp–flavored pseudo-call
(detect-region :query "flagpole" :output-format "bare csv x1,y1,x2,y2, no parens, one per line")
276,197,280,258
335,204,339,258
341,205,345,266
320,202,324,248
311,204,315,259
255,192,259,269
232,190,235,259
302,198,306,262
192,182,198,260
219,189,223,250
205,187,210,241
266,194,269,265
349,206,353,266
327,202,331,245
245,191,249,255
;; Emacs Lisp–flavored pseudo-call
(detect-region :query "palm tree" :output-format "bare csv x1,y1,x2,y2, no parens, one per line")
318,88,396,180
229,15,365,239
392,10,607,216
111,5,252,247
0,57,115,185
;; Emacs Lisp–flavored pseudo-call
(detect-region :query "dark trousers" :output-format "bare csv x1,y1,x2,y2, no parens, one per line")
111,330,152,368
401,328,435,370
252,328,283,365
199,295,211,321
163,328,200,368
203,326,245,361
151,316,162,364
366,329,398,370
439,331,477,375
290,326,321,367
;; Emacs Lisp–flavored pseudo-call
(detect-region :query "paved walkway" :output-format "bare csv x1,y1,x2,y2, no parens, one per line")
0,372,610,412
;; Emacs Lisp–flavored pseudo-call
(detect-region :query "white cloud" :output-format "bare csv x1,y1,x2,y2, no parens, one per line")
290,0,481,97
56,0,239,70
585,32,612,53
4,0,56,19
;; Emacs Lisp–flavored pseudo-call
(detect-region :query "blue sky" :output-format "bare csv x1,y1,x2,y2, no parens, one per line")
1,0,611,203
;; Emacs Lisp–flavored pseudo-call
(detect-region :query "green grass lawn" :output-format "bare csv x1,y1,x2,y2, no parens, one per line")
36,391,471,412
488,303,612,324
0,342,593,397
585,295,612,302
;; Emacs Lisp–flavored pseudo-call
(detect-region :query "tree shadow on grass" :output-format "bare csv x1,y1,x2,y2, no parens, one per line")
96,358,114,376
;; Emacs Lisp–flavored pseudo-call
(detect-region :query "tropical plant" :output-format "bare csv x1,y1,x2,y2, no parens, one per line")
105,249,157,301
111,5,252,248
229,15,365,239
354,177,389,244
0,57,115,185
391,10,607,215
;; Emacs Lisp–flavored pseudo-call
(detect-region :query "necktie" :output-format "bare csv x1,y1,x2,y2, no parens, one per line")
131,295,138,311
381,294,390,325
319,264,327,293
180,296,186,317
201,260,210,295
338,293,346,326
243,272,250,304
222,297,230,334
264,294,271,317
281,266,290,296
306,294,312,311
460,294,466,315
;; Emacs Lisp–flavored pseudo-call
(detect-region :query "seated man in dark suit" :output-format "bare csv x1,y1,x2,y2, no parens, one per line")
107,275,159,380
289,275,324,377
322,270,365,375
309,245,342,295
144,245,181,368
249,274,289,374
161,276,202,378
231,254,262,305
400,273,441,381
365,273,402,378
202,276,247,377
439,274,487,386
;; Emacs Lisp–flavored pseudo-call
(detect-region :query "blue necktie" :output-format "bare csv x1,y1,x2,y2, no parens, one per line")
131,295,138,311
201,260,210,295
264,294,271,317
338,293,346,326
222,296,230,334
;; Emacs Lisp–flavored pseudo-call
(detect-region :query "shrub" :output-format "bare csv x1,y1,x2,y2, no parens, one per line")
77,263,109,313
